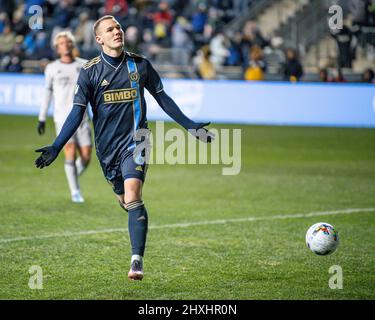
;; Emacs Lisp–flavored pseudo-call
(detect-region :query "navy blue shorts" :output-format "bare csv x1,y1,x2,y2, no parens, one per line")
106,150,148,195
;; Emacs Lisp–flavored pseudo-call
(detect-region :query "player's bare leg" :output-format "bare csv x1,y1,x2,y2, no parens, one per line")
76,145,91,176
124,178,147,281
64,143,83,203
115,193,126,211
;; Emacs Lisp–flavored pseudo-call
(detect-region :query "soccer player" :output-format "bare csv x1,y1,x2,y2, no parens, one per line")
37,31,92,203
35,15,213,281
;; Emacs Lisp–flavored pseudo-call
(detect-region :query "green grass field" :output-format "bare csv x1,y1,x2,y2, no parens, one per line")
0,114,374,300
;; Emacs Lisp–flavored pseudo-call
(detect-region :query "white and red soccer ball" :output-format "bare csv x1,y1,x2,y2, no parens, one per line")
306,222,339,255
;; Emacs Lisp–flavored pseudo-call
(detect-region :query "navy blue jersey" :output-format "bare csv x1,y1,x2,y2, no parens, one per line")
73,51,163,176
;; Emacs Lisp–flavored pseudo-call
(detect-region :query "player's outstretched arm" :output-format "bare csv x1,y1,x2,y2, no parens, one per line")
153,90,215,143
35,105,85,169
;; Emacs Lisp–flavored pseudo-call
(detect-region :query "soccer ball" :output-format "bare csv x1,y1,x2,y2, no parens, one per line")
305,222,339,255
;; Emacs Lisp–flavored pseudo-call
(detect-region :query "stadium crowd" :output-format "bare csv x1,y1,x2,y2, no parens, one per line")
0,0,374,83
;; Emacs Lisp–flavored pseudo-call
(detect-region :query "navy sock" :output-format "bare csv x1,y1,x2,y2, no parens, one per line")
126,200,148,256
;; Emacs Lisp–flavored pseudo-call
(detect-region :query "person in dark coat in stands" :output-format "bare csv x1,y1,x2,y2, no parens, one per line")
330,24,355,69
282,48,304,82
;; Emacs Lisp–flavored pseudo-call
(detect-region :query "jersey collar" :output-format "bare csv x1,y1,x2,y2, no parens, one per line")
101,51,125,71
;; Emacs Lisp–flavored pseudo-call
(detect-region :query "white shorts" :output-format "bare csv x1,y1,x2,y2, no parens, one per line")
55,119,92,147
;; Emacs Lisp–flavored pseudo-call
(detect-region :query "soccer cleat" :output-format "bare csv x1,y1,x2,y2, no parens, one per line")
128,259,144,281
71,191,85,203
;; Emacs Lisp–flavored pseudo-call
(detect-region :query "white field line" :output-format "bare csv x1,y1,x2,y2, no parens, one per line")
1,207,374,244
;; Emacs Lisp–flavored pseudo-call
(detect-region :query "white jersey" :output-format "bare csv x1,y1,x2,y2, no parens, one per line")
39,58,89,124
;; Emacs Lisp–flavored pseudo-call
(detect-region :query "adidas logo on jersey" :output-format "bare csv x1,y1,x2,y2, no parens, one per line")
135,166,143,172
101,79,109,86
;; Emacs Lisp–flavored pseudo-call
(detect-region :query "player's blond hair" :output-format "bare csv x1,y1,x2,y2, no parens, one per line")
93,15,117,36
53,31,76,49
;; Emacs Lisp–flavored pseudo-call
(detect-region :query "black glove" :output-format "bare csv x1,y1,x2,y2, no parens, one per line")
37,121,45,135
190,122,215,143
35,145,59,169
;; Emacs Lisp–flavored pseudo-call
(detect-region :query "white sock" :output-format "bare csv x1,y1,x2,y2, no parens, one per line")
64,160,80,195
75,157,87,176
131,255,143,263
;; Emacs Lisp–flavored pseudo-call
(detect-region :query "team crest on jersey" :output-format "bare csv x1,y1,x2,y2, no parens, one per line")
134,152,145,165
129,71,139,82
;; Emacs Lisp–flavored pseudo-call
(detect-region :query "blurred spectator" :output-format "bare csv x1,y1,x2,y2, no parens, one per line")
152,1,173,47
12,9,28,36
23,29,52,59
0,34,24,72
203,7,221,40
191,2,208,34
369,0,375,26
172,16,192,50
268,36,286,72
240,20,268,69
244,45,266,81
329,67,346,83
318,67,347,83
226,31,243,66
139,28,161,60
74,11,95,52
194,45,217,80
318,68,330,82
172,0,190,18
0,11,9,33
124,25,140,53
0,24,16,54
23,30,36,57
24,0,45,14
105,0,128,19
242,20,269,49
171,16,193,64
211,0,234,24
34,31,53,59
122,7,142,30
53,0,74,29
233,0,251,16
0,0,16,23
153,1,173,26
85,0,102,21
282,48,304,82
361,68,375,82
209,32,229,67
331,24,355,69
349,0,370,27
1,54,22,72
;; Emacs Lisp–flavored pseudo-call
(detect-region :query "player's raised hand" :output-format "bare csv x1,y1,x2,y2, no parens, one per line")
35,145,59,168
37,121,46,135
191,122,215,143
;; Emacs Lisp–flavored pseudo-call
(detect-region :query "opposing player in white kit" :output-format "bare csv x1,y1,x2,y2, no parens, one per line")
37,31,92,203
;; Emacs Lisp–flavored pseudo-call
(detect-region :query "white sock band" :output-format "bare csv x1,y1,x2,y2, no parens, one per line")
131,255,143,263
64,160,80,195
